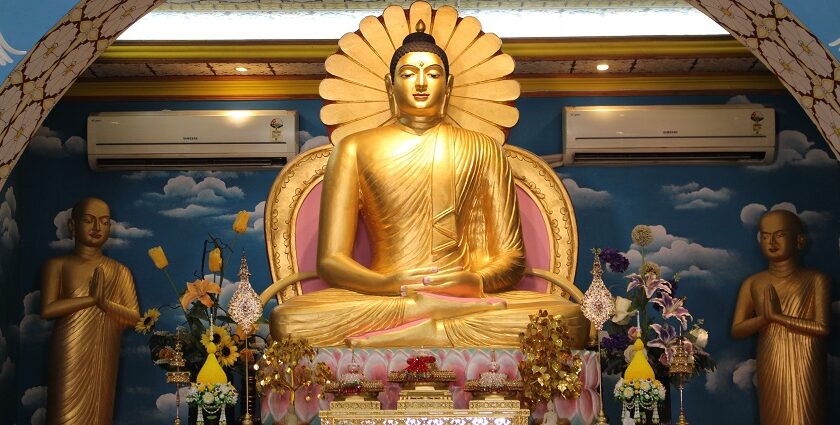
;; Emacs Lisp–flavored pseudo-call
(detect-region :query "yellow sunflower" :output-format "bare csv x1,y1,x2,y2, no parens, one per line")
216,338,240,367
201,327,231,351
134,308,160,334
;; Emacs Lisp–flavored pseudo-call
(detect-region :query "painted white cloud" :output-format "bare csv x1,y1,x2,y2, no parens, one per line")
21,386,48,409
155,386,190,421
27,126,85,156
749,130,838,171
732,358,757,390
32,407,46,425
706,356,756,393
561,177,611,208
122,171,173,180
19,291,52,346
705,357,737,393
625,225,739,283
739,202,831,235
726,95,761,105
0,328,13,393
662,182,733,210
148,175,244,205
1,186,19,249
49,207,153,250
216,201,266,234
159,204,223,218
300,130,330,152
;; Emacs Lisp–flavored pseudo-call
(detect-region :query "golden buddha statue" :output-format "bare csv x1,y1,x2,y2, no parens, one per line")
40,197,141,425
268,22,588,348
731,210,830,425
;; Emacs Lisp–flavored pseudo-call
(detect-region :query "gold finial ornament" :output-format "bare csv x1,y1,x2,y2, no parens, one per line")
581,252,614,425
669,337,694,425
166,330,191,425
228,254,261,425
319,0,520,145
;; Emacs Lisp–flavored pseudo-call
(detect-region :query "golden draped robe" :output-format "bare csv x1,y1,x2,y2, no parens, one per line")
272,123,587,347
46,257,139,425
755,270,829,425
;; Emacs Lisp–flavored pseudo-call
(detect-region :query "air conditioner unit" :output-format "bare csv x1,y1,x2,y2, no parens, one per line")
563,105,775,165
87,110,298,170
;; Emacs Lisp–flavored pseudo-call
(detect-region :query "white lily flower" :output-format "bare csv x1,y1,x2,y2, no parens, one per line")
611,296,634,325
689,327,709,349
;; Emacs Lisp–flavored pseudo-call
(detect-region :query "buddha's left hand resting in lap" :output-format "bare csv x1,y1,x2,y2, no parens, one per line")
269,24,589,348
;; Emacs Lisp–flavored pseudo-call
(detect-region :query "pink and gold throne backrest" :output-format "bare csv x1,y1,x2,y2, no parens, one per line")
264,144,578,303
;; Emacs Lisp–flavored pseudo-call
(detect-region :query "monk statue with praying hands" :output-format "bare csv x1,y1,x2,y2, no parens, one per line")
41,197,140,425
731,210,831,425
267,17,589,349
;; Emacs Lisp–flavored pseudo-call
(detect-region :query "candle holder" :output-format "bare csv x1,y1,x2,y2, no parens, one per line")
668,336,694,425
166,330,191,425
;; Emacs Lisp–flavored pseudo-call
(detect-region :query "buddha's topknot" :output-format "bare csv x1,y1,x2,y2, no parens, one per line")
389,20,450,78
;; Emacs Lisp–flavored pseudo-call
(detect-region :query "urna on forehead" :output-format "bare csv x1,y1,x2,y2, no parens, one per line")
389,20,450,77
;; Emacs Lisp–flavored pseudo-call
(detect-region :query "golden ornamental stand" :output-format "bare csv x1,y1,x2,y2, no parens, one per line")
668,336,694,425
166,330,191,425
228,255,263,425
580,252,614,425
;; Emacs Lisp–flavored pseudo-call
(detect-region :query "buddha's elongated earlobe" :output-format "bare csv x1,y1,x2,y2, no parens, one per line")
68,219,75,239
385,74,399,118
440,74,454,118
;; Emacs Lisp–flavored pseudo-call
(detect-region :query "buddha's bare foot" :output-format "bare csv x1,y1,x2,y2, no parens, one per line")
406,291,506,321
346,319,452,348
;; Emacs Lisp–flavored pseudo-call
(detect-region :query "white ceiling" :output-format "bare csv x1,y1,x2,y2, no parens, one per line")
119,0,727,40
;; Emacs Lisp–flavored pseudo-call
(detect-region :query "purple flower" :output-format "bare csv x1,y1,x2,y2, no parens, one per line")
647,323,678,365
651,292,693,330
599,248,629,273
602,333,631,352
626,273,672,298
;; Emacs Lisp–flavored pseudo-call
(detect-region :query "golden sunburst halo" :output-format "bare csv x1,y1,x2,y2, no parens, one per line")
319,0,520,145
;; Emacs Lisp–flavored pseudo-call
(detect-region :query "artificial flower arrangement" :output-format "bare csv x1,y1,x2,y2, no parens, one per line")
135,210,263,423
598,225,716,380
613,377,667,423
186,382,238,424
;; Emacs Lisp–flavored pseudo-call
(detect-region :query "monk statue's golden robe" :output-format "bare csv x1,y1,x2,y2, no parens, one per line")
271,122,588,347
43,257,139,425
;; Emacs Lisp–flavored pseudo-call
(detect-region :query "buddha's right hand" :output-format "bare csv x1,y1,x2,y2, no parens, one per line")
382,266,440,294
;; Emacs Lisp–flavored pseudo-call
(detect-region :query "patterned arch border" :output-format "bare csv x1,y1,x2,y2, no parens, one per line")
0,0,839,190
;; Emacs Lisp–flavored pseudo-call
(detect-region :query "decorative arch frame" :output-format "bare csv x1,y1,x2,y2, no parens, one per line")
0,0,839,191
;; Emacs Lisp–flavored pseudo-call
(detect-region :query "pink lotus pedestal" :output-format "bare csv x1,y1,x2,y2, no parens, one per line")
260,348,600,425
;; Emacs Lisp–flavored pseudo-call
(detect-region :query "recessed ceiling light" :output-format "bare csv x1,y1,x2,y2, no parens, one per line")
596,63,610,71
235,66,248,72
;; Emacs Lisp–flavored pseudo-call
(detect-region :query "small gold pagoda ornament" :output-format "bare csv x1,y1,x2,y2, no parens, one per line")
581,251,614,425
228,254,262,425
165,330,191,425
325,352,384,401
669,336,695,425
464,350,522,399
387,348,456,390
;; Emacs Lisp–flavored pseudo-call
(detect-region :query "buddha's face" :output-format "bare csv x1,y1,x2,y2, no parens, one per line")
392,51,448,117
758,212,803,262
70,199,111,248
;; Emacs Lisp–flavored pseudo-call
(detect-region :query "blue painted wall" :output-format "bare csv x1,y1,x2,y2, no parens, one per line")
5,92,840,425
0,0,78,82
782,0,840,61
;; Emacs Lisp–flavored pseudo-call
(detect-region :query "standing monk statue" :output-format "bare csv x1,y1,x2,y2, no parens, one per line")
41,197,140,425
269,21,589,348
731,210,831,425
